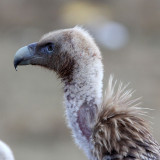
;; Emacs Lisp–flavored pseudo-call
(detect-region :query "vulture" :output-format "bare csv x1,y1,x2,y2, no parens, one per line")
0,140,14,160
14,26,160,160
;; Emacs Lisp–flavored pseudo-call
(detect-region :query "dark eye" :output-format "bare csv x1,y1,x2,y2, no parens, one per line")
46,43,54,54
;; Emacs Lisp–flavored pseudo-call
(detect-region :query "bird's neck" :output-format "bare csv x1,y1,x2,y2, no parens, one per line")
63,61,103,158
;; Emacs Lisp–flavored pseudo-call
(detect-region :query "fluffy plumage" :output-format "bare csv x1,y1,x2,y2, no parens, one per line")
92,76,160,160
14,26,160,160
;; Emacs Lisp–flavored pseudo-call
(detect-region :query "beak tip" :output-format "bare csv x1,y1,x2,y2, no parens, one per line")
14,66,18,71
13,45,31,70
13,43,37,70
14,59,18,71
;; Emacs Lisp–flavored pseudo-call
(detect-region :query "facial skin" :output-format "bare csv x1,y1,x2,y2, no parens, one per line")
14,30,76,81
14,41,56,69
14,28,101,82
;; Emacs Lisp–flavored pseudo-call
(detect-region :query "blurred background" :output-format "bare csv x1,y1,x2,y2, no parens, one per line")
0,0,160,159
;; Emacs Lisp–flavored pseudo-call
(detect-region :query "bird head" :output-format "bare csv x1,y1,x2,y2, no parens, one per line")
14,27,102,81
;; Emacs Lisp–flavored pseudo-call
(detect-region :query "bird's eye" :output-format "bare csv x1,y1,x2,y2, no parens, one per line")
46,43,54,54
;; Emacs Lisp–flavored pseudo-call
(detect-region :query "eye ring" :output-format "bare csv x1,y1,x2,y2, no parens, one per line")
46,43,54,53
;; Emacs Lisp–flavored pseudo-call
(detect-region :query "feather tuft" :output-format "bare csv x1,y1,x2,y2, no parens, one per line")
92,75,160,160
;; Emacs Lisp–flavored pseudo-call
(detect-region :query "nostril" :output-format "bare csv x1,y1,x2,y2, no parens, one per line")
28,42,37,52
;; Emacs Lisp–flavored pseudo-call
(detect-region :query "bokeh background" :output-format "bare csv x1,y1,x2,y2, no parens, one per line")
0,0,160,159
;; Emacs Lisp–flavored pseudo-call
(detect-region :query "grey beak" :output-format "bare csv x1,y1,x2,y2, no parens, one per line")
14,42,37,70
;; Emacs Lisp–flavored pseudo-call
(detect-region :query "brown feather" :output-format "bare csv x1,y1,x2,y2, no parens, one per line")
92,76,160,160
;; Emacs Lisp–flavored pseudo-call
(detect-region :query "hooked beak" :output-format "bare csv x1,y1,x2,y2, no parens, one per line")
14,42,37,70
